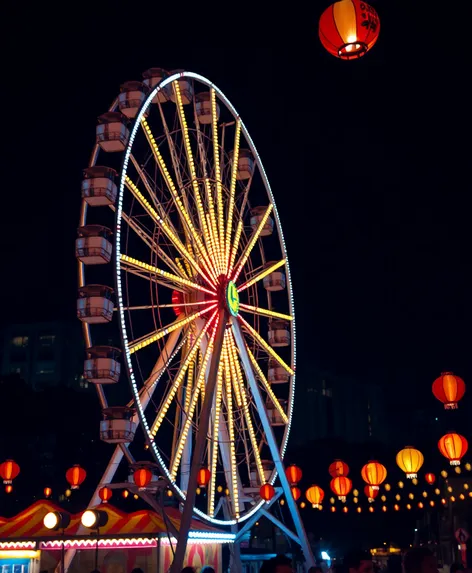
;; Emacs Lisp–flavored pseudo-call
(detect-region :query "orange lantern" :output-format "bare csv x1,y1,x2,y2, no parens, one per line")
291,486,301,501
171,290,183,317
66,465,86,490
306,485,324,509
330,476,352,502
364,485,378,503
361,461,387,490
98,486,113,503
285,465,302,486
328,460,350,478
197,467,211,488
396,447,424,479
343,506,349,513
122,489,129,499
260,483,275,502
133,468,153,490
0,460,20,485
5,485,13,494
432,372,465,410
319,0,380,60
368,506,374,513
394,504,400,511
43,487,52,499
425,473,436,485
438,433,468,466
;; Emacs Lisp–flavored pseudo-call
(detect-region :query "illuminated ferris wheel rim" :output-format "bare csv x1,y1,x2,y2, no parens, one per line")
116,71,296,525
77,69,296,527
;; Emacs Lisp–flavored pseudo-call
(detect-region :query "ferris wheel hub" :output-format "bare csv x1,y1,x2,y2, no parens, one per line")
225,280,240,317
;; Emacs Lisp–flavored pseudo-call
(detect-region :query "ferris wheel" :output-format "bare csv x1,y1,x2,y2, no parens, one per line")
76,69,314,571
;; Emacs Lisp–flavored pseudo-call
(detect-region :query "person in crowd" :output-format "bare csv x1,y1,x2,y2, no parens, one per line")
344,550,374,573
308,567,323,573
403,548,438,573
180,567,196,573
451,564,465,573
201,567,216,573
259,554,294,572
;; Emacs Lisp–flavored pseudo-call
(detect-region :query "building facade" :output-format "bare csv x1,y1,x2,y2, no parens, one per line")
0,321,88,391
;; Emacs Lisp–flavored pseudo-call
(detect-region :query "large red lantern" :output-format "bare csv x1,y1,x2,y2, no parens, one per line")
330,476,352,502
432,372,465,410
197,467,211,488
361,461,387,490
0,460,20,485
306,485,324,509
364,485,378,503
133,468,153,490
260,483,275,502
66,465,86,490
98,486,113,503
425,473,436,485
285,465,302,486
438,433,468,466
328,460,350,478
319,0,380,60
291,486,301,501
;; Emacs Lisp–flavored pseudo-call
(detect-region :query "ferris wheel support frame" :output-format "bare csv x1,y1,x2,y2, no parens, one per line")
231,318,316,569
170,308,227,573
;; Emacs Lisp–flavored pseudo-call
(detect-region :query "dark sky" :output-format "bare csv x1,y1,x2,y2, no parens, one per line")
2,1,471,394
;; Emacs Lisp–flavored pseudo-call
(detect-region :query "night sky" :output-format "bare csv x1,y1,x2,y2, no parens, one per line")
2,1,471,394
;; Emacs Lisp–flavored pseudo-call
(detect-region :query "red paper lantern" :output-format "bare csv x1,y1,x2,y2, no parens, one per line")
5,485,13,494
361,461,387,490
285,465,302,485
319,0,380,60
66,465,86,490
328,460,350,478
44,487,52,499
171,290,183,317
438,433,468,466
197,467,211,488
306,485,324,509
432,372,465,410
133,468,153,490
425,473,436,485
0,460,20,485
291,486,301,501
99,486,113,503
260,483,275,501
330,476,352,502
364,485,378,503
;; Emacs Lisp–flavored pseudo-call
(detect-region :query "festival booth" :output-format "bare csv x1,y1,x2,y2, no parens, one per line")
0,500,232,572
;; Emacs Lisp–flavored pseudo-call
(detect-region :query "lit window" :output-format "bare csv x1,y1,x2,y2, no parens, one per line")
39,335,56,346
12,336,29,347
37,368,54,375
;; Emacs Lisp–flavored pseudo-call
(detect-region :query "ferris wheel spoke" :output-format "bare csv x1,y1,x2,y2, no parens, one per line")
128,303,218,354
238,260,286,293
173,81,213,261
150,312,217,438
125,176,217,288
211,89,226,267
208,350,224,516
227,332,266,486
228,219,244,278
128,328,187,408
204,178,225,275
244,343,288,425
239,304,293,322
222,336,241,517
120,254,217,296
232,204,274,282
238,315,294,376
170,319,219,480
224,121,242,275
140,118,218,284
118,208,182,277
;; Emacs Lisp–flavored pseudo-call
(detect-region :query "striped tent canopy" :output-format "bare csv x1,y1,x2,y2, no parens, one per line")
0,500,221,539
